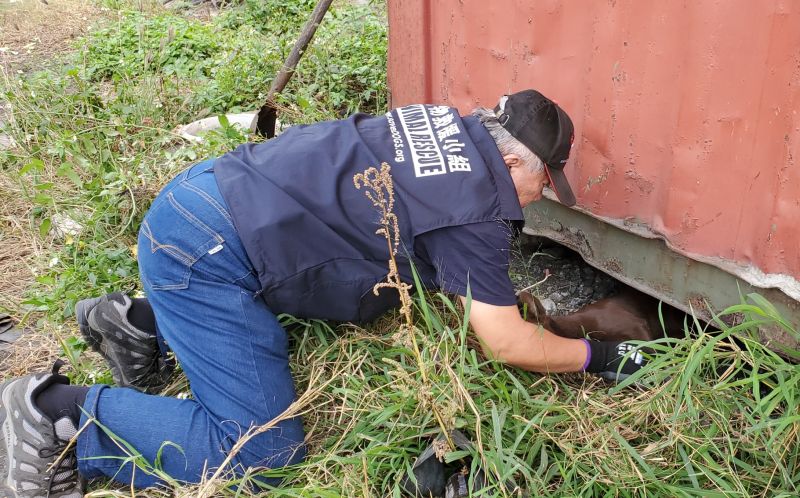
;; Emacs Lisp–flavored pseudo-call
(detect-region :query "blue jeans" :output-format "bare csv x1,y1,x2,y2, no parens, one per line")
76,160,306,487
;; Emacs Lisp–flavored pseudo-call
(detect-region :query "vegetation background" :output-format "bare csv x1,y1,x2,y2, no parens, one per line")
1,0,798,496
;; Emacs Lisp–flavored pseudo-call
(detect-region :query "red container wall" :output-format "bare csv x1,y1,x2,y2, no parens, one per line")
388,0,800,289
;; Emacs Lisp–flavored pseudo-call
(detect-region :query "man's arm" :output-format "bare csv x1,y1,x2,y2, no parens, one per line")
460,296,589,373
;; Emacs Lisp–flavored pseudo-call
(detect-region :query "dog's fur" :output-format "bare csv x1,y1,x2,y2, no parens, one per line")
517,286,688,342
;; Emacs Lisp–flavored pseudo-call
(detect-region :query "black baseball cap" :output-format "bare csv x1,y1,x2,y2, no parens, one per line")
494,89,576,207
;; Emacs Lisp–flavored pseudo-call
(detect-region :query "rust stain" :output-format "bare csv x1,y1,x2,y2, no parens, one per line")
490,48,508,61
624,169,654,194
539,225,595,261
603,258,623,274
584,162,613,192
686,293,713,319
650,282,674,297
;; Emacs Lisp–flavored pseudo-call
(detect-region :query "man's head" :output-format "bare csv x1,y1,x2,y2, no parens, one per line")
474,89,576,207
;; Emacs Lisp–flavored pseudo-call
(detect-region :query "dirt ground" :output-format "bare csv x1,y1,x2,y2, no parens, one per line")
0,0,107,73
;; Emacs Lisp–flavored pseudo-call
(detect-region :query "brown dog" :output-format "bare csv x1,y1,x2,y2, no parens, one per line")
517,287,688,342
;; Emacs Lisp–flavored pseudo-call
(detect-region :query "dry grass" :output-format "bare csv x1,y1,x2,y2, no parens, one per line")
0,325,60,375
0,0,111,375
0,172,39,315
0,0,103,312
0,65,61,370
0,172,67,373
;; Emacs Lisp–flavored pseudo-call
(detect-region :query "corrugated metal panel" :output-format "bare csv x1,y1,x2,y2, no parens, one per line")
388,0,800,299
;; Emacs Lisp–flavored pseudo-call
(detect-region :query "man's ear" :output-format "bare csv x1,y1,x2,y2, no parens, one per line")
503,153,522,170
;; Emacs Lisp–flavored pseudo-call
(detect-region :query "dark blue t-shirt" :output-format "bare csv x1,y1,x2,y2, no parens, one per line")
415,221,518,306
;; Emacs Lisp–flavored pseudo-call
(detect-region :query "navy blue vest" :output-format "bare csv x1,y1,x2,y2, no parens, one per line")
214,105,523,322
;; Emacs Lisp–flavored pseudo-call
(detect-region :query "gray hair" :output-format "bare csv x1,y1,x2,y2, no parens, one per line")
472,107,544,173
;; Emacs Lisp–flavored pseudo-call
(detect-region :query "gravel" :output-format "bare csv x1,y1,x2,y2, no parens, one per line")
510,234,619,315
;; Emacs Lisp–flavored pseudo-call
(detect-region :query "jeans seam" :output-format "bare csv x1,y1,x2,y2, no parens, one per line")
238,290,275,457
232,269,255,287
167,192,224,244
140,220,192,290
140,220,195,265
77,385,105,478
181,181,234,228
184,162,214,180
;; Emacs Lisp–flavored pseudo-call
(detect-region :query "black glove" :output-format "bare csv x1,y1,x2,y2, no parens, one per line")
584,340,651,382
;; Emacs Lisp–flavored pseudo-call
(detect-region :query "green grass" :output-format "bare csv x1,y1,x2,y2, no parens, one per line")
274,291,800,496
72,291,800,496
1,0,799,496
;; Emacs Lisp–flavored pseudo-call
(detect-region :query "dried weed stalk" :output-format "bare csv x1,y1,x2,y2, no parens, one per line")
353,164,414,332
354,163,454,449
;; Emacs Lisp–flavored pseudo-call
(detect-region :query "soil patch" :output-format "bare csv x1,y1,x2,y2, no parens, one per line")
0,0,108,73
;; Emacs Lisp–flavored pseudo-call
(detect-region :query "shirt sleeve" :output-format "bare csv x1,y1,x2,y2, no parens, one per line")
414,220,518,306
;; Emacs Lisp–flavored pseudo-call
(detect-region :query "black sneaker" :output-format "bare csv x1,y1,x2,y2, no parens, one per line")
75,292,171,393
0,361,83,498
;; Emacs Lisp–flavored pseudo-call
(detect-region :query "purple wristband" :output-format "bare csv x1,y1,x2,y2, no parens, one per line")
580,338,592,371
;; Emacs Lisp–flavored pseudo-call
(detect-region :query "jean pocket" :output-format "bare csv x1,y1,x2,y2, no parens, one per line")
138,191,224,291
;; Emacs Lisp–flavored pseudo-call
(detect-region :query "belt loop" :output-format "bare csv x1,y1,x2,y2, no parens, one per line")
202,158,216,174
184,158,217,181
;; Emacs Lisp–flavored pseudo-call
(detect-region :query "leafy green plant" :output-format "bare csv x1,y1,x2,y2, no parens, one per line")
81,12,219,81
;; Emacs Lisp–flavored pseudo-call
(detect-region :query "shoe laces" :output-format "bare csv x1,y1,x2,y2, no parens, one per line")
41,443,79,496
40,359,80,496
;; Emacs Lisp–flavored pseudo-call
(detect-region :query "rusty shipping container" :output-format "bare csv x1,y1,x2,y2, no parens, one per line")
387,0,800,343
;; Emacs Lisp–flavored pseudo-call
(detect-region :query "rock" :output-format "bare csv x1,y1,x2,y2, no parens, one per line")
511,238,622,315
0,134,16,151
176,112,285,143
565,298,585,311
52,213,83,238
539,297,557,315
594,277,617,297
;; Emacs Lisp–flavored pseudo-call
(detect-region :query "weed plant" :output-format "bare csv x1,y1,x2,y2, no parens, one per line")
79,0,387,117
1,0,798,496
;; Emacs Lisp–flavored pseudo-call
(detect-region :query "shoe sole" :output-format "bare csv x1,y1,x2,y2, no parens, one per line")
1,379,18,497
75,296,104,352
75,296,129,386
75,296,131,386
75,297,169,393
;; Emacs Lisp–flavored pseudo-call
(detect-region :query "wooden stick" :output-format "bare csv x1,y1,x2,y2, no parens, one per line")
250,0,335,136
